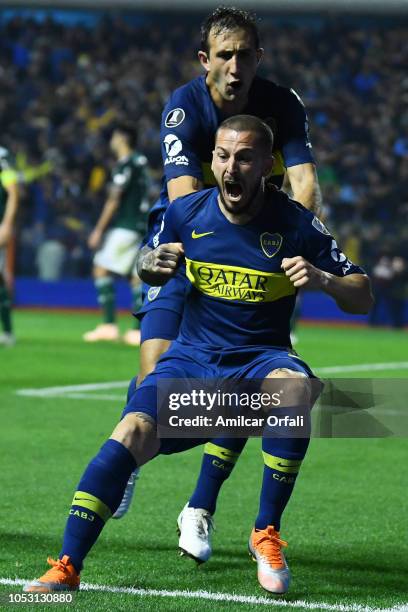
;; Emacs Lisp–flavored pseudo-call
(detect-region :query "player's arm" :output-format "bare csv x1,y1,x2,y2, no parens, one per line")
137,203,184,285
0,178,19,247
88,185,121,250
161,92,204,203
283,215,374,314
281,88,322,215
167,176,203,203
282,257,373,314
286,162,322,215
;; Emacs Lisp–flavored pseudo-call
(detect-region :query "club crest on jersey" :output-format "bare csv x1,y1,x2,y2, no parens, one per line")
165,108,185,128
147,286,161,301
260,233,283,258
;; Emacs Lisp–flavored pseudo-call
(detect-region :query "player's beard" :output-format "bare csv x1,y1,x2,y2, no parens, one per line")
219,179,264,217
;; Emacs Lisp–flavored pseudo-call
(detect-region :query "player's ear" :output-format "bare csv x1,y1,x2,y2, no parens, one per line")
263,155,274,177
256,48,264,64
198,50,210,72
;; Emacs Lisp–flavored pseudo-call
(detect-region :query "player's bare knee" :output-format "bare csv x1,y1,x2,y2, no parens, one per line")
110,412,159,465
264,368,310,406
266,367,307,379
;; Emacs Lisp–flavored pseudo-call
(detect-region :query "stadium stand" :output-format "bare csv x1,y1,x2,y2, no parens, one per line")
0,10,406,321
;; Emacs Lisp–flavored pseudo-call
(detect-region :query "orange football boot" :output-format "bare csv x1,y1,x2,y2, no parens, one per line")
248,525,290,594
24,556,80,592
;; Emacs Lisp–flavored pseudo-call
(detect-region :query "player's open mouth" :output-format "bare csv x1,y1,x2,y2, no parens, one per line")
227,81,242,92
224,180,243,201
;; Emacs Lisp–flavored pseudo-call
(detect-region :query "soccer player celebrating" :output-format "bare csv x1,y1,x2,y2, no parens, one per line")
0,146,19,347
25,117,372,595
117,6,321,552
83,122,149,346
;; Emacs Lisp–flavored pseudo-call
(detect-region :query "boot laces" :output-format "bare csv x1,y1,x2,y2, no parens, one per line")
45,557,70,576
256,526,287,568
185,508,215,538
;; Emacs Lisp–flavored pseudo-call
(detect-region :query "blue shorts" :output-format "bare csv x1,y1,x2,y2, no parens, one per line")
121,341,314,455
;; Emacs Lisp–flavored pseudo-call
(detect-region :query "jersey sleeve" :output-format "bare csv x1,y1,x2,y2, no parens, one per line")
161,87,203,183
148,201,180,248
302,215,365,277
280,89,315,168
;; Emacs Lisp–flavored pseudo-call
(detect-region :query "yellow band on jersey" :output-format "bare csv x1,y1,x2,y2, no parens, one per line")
204,442,241,463
186,258,295,303
262,452,302,474
71,491,112,522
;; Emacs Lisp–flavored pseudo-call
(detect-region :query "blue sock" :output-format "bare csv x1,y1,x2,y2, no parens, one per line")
60,439,136,573
255,436,310,531
188,438,247,515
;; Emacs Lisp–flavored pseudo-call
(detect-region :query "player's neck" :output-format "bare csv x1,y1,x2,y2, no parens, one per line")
217,188,265,225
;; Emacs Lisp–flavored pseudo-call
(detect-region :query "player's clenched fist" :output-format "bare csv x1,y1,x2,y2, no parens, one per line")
141,242,184,285
281,256,328,290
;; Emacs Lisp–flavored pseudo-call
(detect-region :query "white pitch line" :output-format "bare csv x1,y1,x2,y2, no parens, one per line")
0,578,406,612
16,380,128,397
15,362,408,401
315,362,408,375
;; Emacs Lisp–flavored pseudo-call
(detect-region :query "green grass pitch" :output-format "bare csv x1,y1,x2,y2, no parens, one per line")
0,310,407,611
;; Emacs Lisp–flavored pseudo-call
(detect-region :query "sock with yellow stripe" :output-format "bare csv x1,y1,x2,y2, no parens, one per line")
60,439,136,573
255,437,310,530
188,438,247,515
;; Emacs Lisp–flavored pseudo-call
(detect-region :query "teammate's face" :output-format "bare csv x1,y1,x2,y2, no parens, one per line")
212,128,273,215
199,28,263,109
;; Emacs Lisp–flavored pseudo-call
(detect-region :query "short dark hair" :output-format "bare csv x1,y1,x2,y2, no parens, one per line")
112,121,138,149
200,6,260,55
217,115,274,155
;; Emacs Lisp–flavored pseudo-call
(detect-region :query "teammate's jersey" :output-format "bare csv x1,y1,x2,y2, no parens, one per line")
144,75,314,242
151,188,364,349
110,152,149,233
0,146,18,220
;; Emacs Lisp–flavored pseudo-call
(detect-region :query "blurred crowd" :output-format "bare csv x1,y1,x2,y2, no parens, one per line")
0,12,407,301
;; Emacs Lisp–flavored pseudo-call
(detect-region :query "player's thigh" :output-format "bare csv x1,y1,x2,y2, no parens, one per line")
139,338,172,383
121,349,211,458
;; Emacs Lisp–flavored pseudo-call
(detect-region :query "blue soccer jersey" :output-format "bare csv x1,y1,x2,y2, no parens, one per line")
150,188,364,348
145,75,314,241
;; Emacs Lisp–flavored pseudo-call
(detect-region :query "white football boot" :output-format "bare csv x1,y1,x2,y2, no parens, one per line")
177,503,215,564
